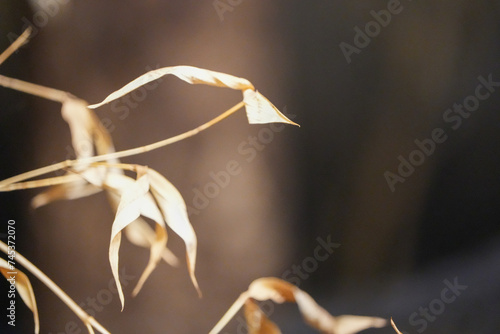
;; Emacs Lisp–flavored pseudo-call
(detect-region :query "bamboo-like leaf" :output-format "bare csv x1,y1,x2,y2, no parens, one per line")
88,65,254,109
146,168,201,297
108,172,167,309
210,277,387,334
0,258,39,334
244,299,281,334
88,65,298,126
104,170,170,302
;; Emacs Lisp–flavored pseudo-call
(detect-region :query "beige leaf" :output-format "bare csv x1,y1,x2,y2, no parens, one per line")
0,258,39,334
33,97,119,207
146,168,201,297
88,65,254,109
242,89,298,126
31,178,101,209
104,171,170,300
61,98,96,159
294,289,387,334
247,277,296,304
211,277,387,334
108,172,168,310
88,65,298,127
244,299,281,334
124,218,179,267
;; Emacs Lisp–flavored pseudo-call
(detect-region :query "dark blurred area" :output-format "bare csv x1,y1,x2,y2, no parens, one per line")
1,1,500,333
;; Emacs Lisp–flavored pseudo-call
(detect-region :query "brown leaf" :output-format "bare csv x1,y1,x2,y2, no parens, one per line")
247,277,296,304
0,258,39,334
244,299,281,334
294,289,387,334
211,277,387,334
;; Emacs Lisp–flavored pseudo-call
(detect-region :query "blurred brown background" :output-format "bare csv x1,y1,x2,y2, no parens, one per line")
1,1,500,333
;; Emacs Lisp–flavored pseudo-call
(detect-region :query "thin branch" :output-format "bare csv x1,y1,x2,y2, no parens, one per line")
209,292,249,334
0,27,32,66
0,74,71,103
0,241,111,334
0,101,246,190
0,174,81,191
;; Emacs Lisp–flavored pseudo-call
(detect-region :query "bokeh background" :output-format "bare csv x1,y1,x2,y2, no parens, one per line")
1,1,500,333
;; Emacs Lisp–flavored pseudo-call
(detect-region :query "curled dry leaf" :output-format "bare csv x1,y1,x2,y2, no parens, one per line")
0,258,39,334
107,171,167,310
32,97,120,208
146,168,201,297
88,65,298,127
210,277,387,334
244,299,281,334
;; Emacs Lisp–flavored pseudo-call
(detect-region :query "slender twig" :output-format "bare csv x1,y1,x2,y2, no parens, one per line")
0,174,81,191
0,27,32,66
0,241,111,334
209,292,249,334
0,101,245,190
0,74,71,103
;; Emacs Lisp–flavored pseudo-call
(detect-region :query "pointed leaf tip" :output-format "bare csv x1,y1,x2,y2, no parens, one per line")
243,89,299,126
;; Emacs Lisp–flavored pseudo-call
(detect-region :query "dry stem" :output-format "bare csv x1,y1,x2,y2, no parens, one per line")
0,100,245,190
0,241,110,334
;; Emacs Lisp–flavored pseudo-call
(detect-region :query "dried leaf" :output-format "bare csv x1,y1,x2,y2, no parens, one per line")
33,97,119,207
88,65,298,126
124,218,179,267
61,98,97,159
247,277,296,304
88,65,254,109
243,89,299,126
294,289,387,334
211,277,387,334
31,178,101,209
108,172,167,310
244,299,281,334
146,168,201,297
0,258,39,334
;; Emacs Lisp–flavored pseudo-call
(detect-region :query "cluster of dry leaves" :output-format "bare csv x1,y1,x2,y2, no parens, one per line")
0,29,398,333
